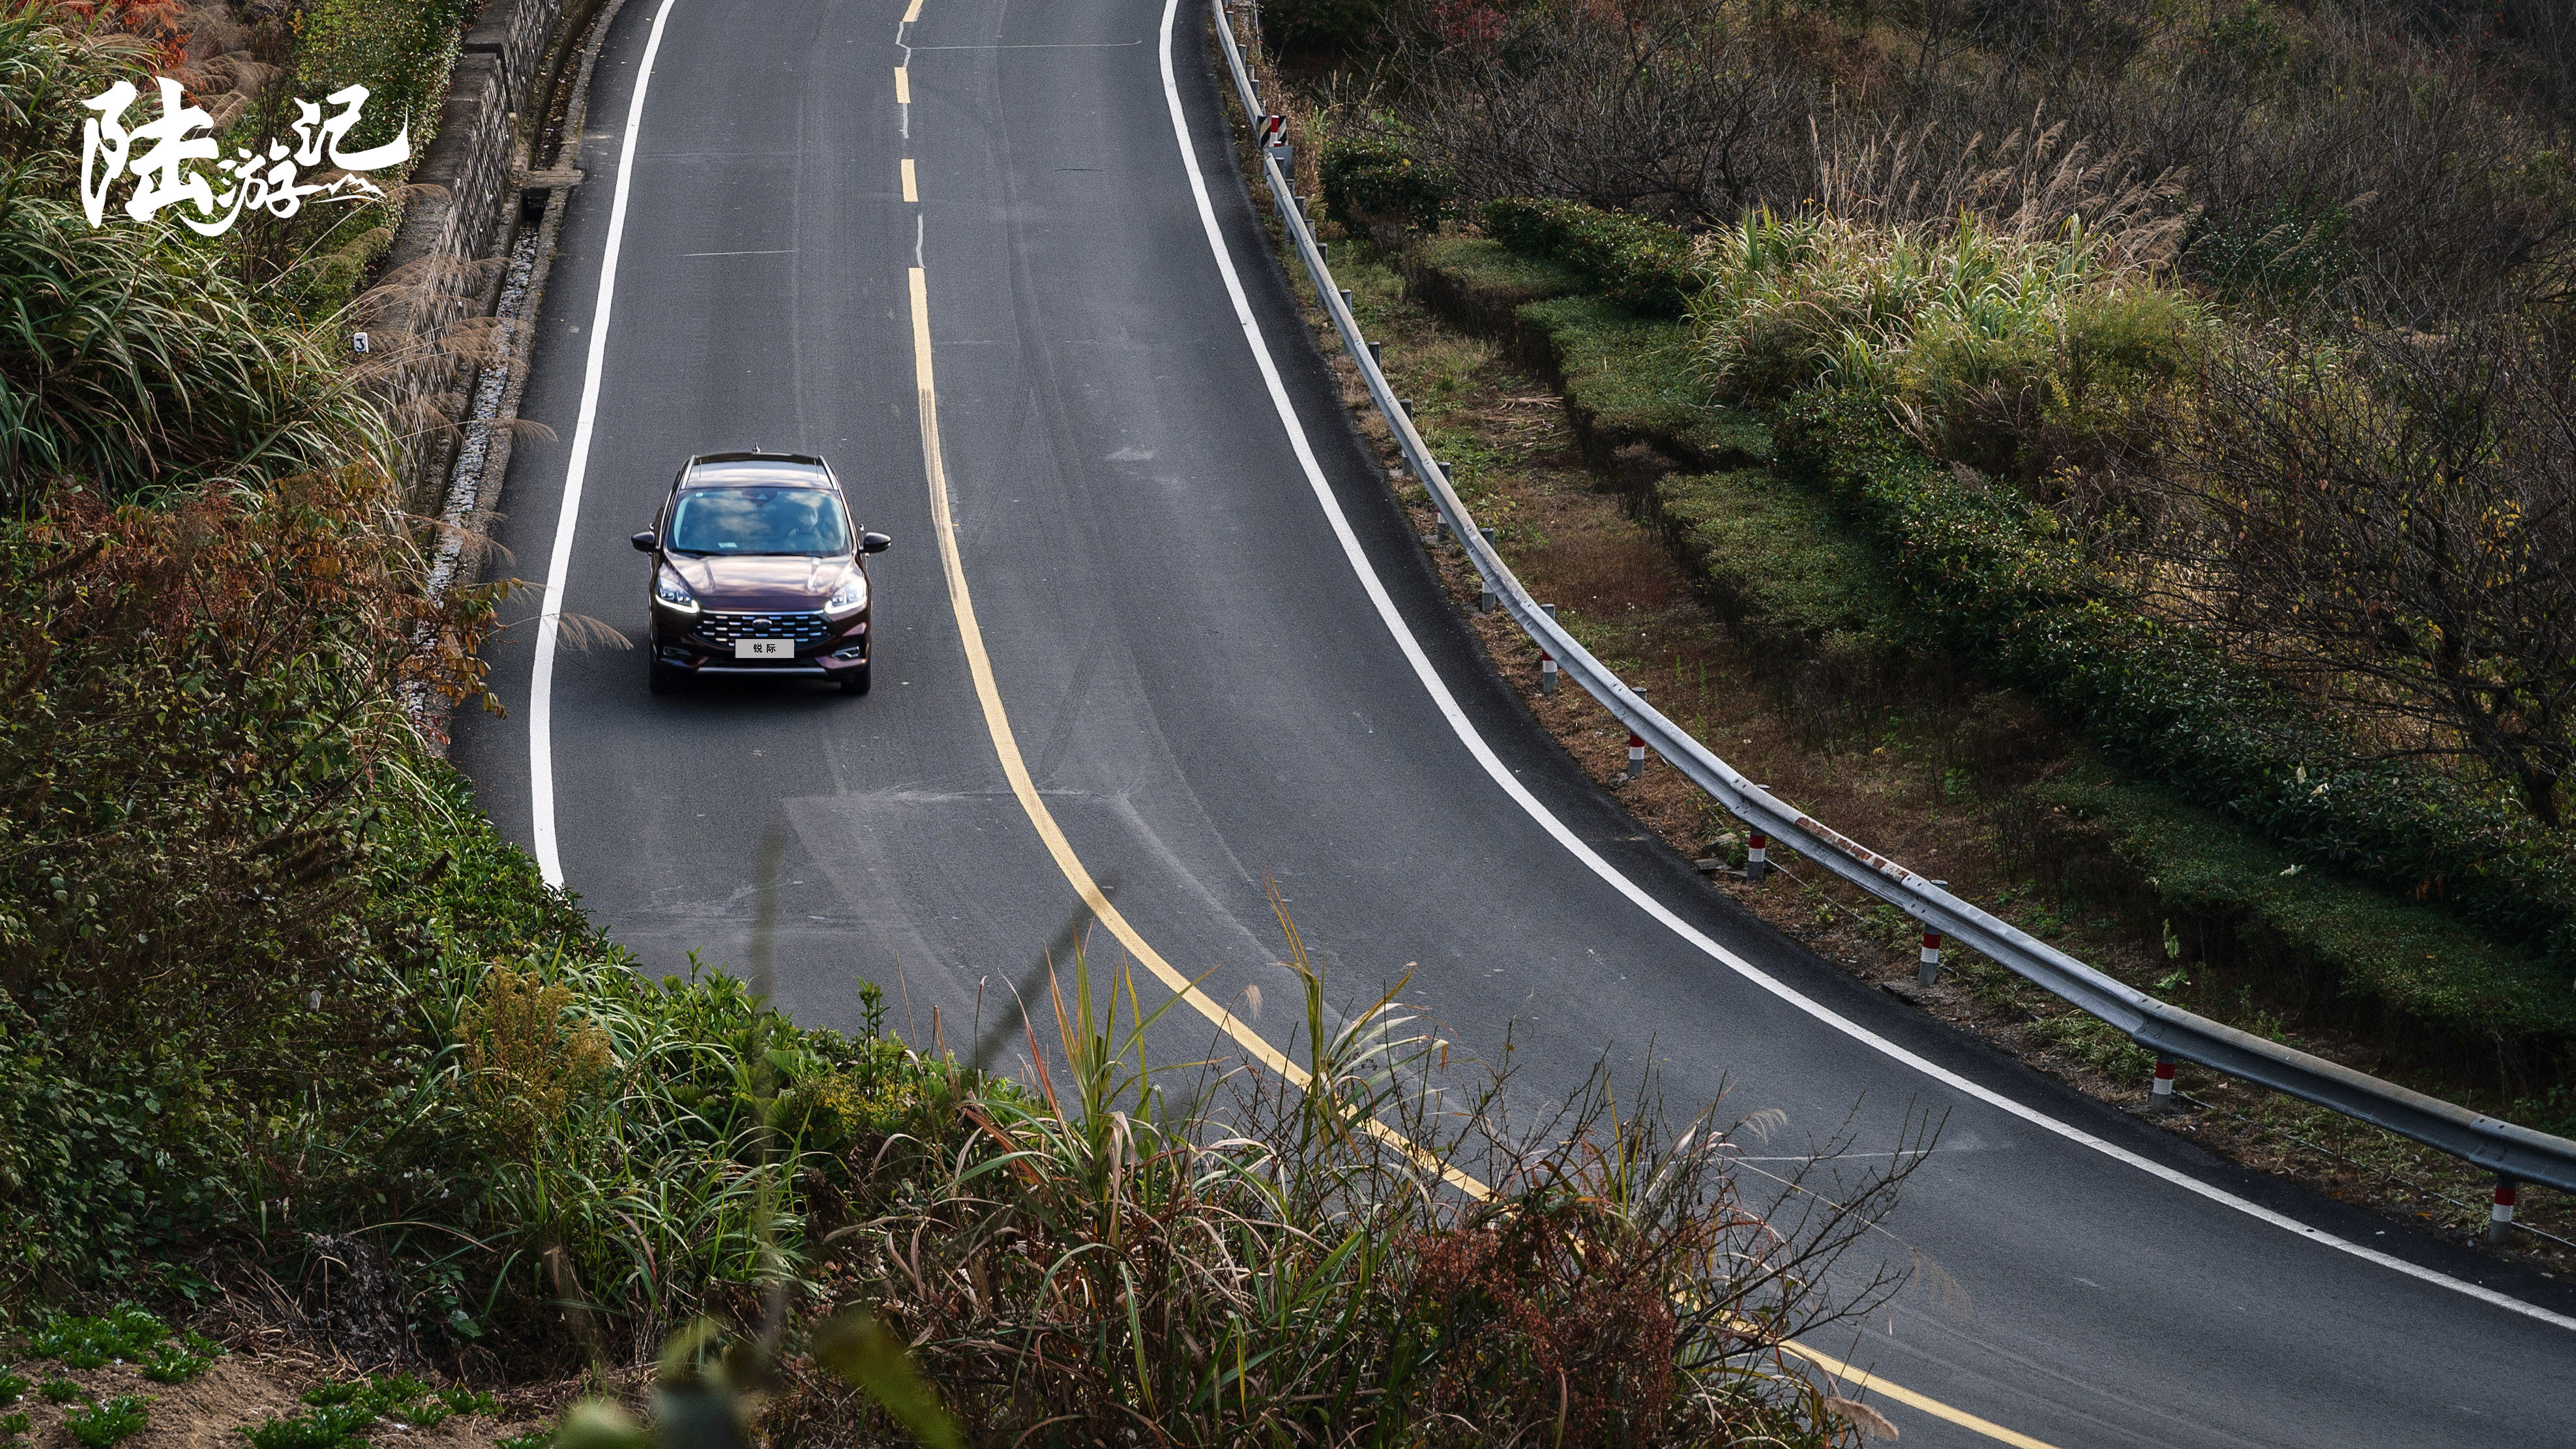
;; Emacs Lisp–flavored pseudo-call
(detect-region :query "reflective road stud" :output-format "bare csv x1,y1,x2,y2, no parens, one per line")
2150,1055,2178,1113
1917,930,1943,986
1745,831,1769,883
1539,604,1558,695
2491,1176,2519,1244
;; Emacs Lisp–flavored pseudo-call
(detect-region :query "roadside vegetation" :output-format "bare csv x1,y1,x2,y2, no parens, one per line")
3,5,1915,1444
1266,0,2576,1111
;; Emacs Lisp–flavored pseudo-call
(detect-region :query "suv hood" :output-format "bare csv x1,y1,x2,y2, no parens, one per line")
667,554,855,611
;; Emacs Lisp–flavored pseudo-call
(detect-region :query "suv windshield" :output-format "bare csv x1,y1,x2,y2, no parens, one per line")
667,486,850,555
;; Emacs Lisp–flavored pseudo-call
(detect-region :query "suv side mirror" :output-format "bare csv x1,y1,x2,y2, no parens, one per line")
631,530,658,552
860,531,893,554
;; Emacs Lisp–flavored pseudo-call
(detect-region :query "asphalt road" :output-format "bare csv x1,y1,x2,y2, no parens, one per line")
451,0,2576,1441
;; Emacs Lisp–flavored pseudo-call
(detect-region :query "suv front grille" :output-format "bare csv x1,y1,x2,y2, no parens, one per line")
692,611,831,650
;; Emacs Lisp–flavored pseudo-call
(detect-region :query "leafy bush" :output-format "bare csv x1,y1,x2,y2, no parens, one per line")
140,1333,223,1384
20,1309,220,1387
437,1388,497,1417
261,1373,490,1448
37,1382,80,1406
64,1396,147,1449
0,1374,22,1407
1775,387,2576,985
28,1309,171,1370
1261,0,1386,53
1692,210,2197,481
1483,198,1701,316
1512,295,1771,464
291,0,478,161
243,1403,380,1449
1320,134,1449,232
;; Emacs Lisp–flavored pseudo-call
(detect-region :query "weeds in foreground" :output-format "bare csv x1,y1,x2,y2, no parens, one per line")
507,893,1930,1446
63,1396,148,1449
775,912,1925,1444
242,1373,502,1449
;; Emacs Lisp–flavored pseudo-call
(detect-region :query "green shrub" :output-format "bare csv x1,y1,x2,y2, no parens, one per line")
2032,768,2576,1039
1650,470,1894,648
0,1374,22,1407
37,1382,80,1406
140,1334,222,1384
1483,198,1702,317
1513,297,1771,463
262,1378,464,1449
28,1310,170,1371
1775,387,2576,981
1691,211,2197,481
1261,0,1385,52
2,1411,29,1439
65,1396,147,1449
1321,134,1449,232
291,0,478,160
243,1404,378,1449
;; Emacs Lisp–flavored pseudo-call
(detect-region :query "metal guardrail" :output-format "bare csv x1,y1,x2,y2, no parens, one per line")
1205,0,2576,1203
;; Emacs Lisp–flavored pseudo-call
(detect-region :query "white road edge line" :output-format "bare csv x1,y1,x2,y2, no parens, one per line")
531,0,681,887
1153,0,2576,1336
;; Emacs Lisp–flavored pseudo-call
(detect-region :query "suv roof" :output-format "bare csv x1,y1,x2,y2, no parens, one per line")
681,452,835,490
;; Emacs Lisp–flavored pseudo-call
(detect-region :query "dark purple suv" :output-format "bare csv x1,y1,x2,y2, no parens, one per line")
630,452,891,695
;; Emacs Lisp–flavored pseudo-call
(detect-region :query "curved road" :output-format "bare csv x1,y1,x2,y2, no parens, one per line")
452,0,2576,1441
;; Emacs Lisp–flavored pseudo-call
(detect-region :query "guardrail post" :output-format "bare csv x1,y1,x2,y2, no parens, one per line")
1917,930,1943,986
1539,604,1559,694
1369,340,1384,368
2490,1175,2519,1244
1478,529,1498,612
2149,1055,2178,1114
1625,689,1648,781
1745,832,1769,883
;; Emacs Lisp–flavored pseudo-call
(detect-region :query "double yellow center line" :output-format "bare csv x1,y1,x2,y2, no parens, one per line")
892,35,2051,1443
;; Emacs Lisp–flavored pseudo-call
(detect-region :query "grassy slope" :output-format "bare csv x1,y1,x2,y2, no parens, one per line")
1399,235,2576,1075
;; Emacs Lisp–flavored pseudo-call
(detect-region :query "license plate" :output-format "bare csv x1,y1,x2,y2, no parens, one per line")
735,638,793,660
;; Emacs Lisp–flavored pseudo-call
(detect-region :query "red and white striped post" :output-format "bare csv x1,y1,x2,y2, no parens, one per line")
1917,929,1943,986
2149,1055,2178,1114
1625,689,1648,781
1539,604,1559,695
1745,831,1769,884
1259,113,1289,171
2490,1176,2519,1245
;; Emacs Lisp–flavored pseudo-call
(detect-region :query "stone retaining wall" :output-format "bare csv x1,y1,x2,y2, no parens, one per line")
376,0,608,503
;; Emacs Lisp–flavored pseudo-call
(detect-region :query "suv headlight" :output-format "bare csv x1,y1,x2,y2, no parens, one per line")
655,566,699,614
823,569,868,618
